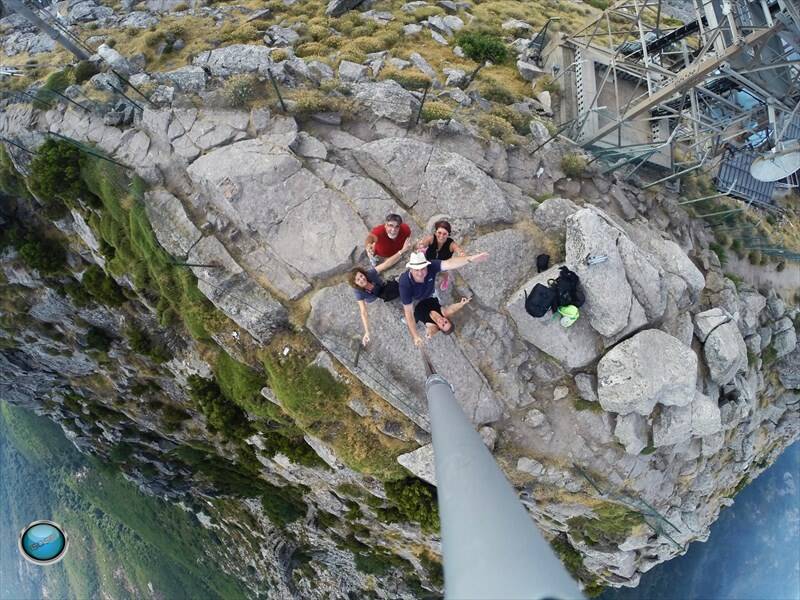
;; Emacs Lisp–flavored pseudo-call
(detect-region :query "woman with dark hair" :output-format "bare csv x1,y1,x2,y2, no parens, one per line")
418,220,465,291
349,238,410,346
414,296,472,339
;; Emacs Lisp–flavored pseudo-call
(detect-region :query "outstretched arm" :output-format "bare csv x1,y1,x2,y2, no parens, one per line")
441,252,489,272
442,296,472,319
375,238,411,274
450,241,466,257
403,303,423,347
357,300,371,346
416,234,434,251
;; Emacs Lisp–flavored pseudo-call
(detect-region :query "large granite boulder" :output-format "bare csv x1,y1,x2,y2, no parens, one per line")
652,404,692,447
461,228,537,307
597,329,697,415
307,284,502,430
690,391,721,437
564,208,633,337
186,138,365,284
703,321,747,386
506,266,604,369
533,197,580,234
191,44,273,77
614,412,648,454
777,346,800,389
353,137,513,229
693,307,731,342
326,0,365,16
352,81,420,125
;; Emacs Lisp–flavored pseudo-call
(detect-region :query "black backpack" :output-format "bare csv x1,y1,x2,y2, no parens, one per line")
536,253,550,273
524,283,557,317
549,266,585,310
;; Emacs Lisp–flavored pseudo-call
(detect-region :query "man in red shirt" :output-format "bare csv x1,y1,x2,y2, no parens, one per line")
365,213,411,264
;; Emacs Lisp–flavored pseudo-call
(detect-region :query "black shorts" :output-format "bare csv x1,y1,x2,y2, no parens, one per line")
378,279,400,302
414,296,442,324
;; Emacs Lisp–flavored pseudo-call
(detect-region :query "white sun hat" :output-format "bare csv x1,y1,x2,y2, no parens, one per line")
406,252,432,270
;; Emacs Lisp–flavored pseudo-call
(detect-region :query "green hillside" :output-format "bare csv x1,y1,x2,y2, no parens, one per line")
0,403,247,600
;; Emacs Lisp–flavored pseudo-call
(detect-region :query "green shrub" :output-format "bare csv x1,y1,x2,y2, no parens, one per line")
296,42,330,57
419,552,444,588
762,345,777,365
535,74,561,96
478,113,516,142
125,325,172,363
33,68,74,110
18,236,66,274
27,139,87,216
261,486,307,527
714,231,732,248
478,79,516,104
384,478,440,532
160,403,191,432
491,105,530,134
187,374,252,438
214,352,265,413
0,145,30,200
748,250,762,265
640,445,657,455
86,326,113,352
456,31,509,65
73,60,99,84
379,66,431,90
710,243,728,266
63,279,93,307
568,503,644,548
561,153,587,178
420,100,453,122
292,89,353,114
82,264,126,306
223,74,260,108
586,0,609,8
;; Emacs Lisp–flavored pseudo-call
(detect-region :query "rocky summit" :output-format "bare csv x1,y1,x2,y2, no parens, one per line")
0,0,798,597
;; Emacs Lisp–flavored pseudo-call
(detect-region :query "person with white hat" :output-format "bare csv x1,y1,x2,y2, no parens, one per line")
399,250,489,347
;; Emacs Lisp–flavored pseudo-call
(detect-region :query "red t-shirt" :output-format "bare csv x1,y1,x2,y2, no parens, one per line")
371,223,411,257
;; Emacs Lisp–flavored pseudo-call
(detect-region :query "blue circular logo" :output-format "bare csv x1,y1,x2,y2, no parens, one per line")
18,521,68,565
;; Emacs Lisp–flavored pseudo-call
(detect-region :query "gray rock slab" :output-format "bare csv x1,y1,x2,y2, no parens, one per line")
353,137,512,228
461,228,537,307
690,390,721,437
338,60,369,82
773,326,797,359
653,404,692,447
307,160,407,227
237,247,310,301
597,329,697,416
575,372,598,403
533,197,579,234
144,189,202,257
564,208,632,337
616,234,667,321
290,132,327,159
506,266,604,370
703,321,747,386
352,80,419,125
614,412,648,454
693,307,731,342
188,236,287,342
192,44,273,77
156,66,206,92
307,284,501,430
326,0,365,16
187,138,365,282
397,444,436,485
777,346,800,389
